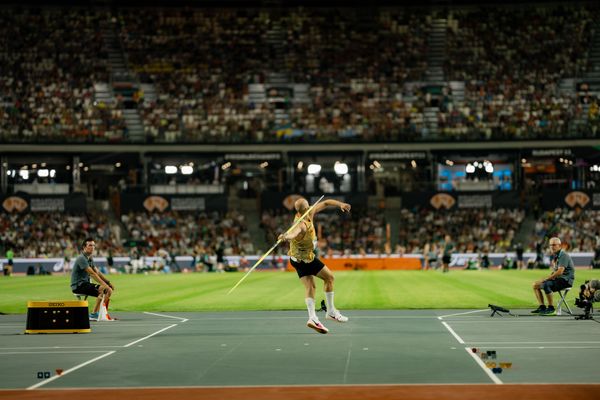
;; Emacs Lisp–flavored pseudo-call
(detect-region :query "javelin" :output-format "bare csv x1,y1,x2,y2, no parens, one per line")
227,195,324,295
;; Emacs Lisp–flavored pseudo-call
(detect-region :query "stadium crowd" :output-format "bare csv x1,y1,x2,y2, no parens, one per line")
532,208,600,252
121,210,254,258
0,211,123,259
396,208,526,254
0,8,127,143
2,207,599,268
261,209,388,256
2,5,597,144
439,6,597,140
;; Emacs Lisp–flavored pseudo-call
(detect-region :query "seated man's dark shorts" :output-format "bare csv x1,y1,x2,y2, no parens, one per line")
290,257,325,278
72,282,101,297
541,278,571,294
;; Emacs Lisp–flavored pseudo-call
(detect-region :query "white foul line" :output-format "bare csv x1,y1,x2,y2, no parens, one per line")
464,347,503,384
467,341,600,345
27,351,116,390
123,324,178,348
0,346,123,350
25,315,183,390
441,321,465,344
477,346,600,349
0,351,109,355
438,309,489,319
342,345,353,384
143,311,189,322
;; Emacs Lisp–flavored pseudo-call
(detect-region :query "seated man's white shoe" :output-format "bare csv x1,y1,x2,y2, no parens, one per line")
326,310,349,322
307,317,329,334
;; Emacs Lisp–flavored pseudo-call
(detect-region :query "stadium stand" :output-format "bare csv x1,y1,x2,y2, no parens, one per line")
0,8,127,142
1,2,600,265
121,210,252,257
396,208,526,254
0,211,124,258
1,4,599,143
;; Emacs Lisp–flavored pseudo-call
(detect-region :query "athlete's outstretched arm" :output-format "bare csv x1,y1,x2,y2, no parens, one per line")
311,199,351,216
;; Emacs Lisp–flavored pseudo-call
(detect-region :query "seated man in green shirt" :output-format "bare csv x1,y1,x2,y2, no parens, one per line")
70,238,114,320
531,237,575,316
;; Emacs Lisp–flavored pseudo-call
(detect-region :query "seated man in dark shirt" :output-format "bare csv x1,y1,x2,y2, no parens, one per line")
531,237,575,316
70,238,114,320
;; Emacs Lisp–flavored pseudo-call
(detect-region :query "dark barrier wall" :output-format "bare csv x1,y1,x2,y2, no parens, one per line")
1,192,86,213
261,191,369,211
119,193,228,214
401,191,521,210
541,190,600,210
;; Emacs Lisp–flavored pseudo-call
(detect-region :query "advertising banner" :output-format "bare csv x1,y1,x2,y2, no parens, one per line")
285,256,422,271
401,191,520,210
2,252,594,274
541,189,600,210
0,192,86,213
119,193,227,214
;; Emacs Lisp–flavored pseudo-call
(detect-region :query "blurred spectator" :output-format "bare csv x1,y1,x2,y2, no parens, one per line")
0,211,124,258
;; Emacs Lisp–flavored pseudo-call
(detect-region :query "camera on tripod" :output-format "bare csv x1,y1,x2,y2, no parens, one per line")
574,281,594,320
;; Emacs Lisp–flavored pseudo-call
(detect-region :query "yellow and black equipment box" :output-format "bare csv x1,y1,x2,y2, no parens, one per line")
25,300,91,334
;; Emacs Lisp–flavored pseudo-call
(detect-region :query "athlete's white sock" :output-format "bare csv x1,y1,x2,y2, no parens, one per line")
325,291,335,314
305,298,317,320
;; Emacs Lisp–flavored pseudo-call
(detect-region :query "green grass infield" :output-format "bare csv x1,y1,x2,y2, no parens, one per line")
0,269,596,314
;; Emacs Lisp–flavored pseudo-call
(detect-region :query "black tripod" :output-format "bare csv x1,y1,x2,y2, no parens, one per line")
489,304,516,317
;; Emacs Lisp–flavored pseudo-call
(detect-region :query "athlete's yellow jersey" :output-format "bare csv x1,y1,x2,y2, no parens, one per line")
288,214,317,262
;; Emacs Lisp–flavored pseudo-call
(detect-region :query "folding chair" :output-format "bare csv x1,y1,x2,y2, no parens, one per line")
73,293,88,301
556,287,573,316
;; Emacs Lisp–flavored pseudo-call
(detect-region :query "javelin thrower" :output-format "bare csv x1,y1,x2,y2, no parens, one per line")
278,197,351,334
229,195,351,334
228,195,324,295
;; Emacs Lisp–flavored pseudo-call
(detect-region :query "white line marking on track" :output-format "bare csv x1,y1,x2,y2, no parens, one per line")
0,346,123,350
467,341,600,344
441,321,465,344
182,316,440,321
143,312,189,322
27,351,116,390
123,324,178,348
477,346,600,349
343,344,352,384
0,351,110,355
90,323,185,327
464,347,503,385
447,320,579,323
438,309,489,319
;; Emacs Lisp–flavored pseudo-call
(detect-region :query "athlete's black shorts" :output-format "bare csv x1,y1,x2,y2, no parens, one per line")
72,282,101,297
290,257,325,278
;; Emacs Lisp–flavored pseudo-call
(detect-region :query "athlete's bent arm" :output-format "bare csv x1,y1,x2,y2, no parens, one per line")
311,199,351,216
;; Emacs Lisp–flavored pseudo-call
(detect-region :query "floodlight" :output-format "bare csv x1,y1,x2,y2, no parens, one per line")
334,162,348,175
180,165,193,175
307,164,321,175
